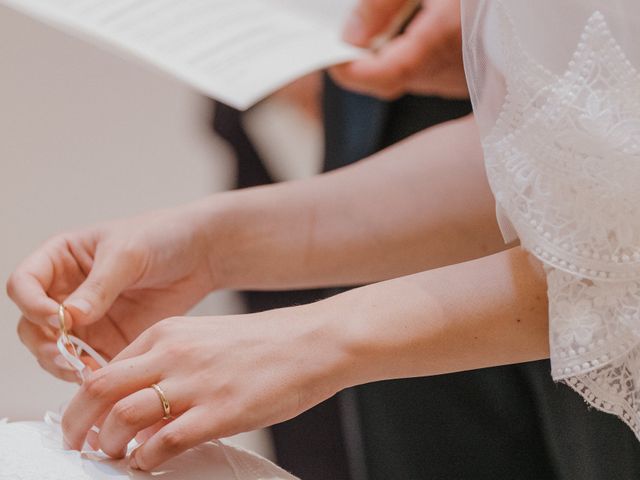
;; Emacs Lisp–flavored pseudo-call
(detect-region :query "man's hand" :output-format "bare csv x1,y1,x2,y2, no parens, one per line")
330,0,468,100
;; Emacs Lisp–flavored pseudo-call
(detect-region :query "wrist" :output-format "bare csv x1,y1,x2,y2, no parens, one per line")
293,299,364,398
324,277,446,387
182,192,240,291
308,287,408,391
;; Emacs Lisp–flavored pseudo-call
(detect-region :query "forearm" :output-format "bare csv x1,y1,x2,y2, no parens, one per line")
200,115,506,291
332,247,549,387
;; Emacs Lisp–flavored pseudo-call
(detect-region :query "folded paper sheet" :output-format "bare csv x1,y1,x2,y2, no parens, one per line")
1,0,362,110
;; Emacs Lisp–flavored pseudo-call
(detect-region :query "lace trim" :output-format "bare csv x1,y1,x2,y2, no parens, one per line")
482,2,640,441
563,342,640,439
487,5,640,281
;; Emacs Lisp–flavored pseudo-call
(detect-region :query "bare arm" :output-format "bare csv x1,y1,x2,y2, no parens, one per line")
337,247,549,387
58,245,550,471
204,115,508,291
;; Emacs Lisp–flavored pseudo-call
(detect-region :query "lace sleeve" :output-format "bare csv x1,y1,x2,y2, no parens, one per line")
462,0,640,439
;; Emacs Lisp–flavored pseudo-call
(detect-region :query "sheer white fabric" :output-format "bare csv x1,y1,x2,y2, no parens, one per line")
462,0,640,438
0,419,297,480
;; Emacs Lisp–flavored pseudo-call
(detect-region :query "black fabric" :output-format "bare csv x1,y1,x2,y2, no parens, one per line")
322,78,472,172
214,102,275,188
355,364,554,480
355,361,640,480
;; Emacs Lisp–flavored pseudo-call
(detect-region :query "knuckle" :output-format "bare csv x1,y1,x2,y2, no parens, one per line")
151,318,178,338
159,428,188,454
162,341,186,359
132,328,154,350
112,400,141,426
115,241,143,266
82,371,110,399
146,322,165,341
5,273,18,301
84,279,109,305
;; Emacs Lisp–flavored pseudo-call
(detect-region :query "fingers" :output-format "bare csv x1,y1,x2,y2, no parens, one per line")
64,247,141,327
7,268,60,328
98,383,181,459
135,421,166,445
109,326,156,363
331,9,442,98
131,406,213,471
344,0,415,46
7,234,88,328
16,316,80,383
61,353,158,450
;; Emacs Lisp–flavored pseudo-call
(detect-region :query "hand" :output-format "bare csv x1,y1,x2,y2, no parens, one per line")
60,306,350,471
330,0,468,99
7,204,217,382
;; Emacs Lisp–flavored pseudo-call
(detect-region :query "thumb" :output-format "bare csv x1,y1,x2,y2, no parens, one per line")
64,251,140,326
344,0,417,47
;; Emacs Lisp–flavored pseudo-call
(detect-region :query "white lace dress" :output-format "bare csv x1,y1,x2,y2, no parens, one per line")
463,0,640,439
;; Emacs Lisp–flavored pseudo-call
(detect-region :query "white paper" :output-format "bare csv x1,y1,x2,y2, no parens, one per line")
1,0,363,110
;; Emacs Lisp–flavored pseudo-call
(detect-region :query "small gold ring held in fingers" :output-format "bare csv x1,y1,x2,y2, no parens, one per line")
58,304,78,358
151,383,172,420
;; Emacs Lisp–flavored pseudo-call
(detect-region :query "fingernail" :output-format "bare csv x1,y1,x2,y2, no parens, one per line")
48,316,61,329
66,298,91,315
54,355,74,371
344,13,367,45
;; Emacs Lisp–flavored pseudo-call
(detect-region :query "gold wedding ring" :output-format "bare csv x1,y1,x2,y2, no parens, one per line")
151,383,172,420
58,304,79,358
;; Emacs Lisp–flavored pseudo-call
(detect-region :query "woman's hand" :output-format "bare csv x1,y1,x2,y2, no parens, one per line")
7,203,219,380
60,305,351,471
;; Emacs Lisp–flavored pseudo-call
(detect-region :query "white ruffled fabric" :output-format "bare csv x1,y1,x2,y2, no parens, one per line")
463,0,640,439
0,418,297,480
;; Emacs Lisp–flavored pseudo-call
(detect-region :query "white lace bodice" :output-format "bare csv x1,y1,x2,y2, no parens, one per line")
463,0,640,439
